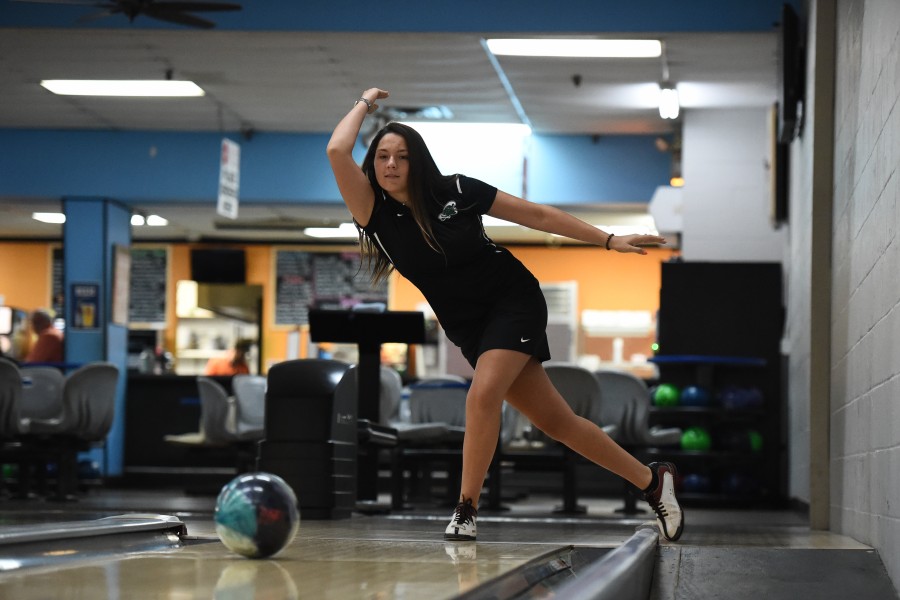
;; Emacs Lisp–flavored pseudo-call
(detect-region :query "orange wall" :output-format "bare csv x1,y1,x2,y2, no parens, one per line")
1,241,673,369
391,245,673,313
0,242,56,312
390,245,673,361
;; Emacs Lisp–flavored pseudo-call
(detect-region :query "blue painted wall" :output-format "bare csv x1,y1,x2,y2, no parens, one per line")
0,129,341,204
0,129,670,205
527,134,669,203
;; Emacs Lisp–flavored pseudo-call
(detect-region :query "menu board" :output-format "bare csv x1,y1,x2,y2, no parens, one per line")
51,247,64,318
274,250,387,326
128,248,168,326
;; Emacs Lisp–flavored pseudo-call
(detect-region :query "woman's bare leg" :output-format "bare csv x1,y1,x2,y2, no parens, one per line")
457,349,532,508
456,352,652,509
450,355,682,542
504,359,652,490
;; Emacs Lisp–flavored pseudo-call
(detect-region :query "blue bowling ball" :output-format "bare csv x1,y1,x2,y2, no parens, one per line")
719,386,765,410
215,472,300,559
681,473,712,493
742,387,764,409
679,385,712,407
719,386,747,410
721,472,759,495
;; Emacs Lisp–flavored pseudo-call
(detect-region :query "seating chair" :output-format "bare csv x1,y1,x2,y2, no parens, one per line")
500,363,618,514
0,358,24,496
25,362,120,499
546,362,619,441
395,375,513,511
595,370,682,449
595,369,682,514
331,367,459,510
19,366,64,421
231,374,267,438
335,363,405,428
0,358,23,440
395,376,470,507
164,378,228,446
164,377,263,475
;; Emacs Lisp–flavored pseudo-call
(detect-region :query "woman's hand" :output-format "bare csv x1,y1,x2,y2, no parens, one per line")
609,233,667,255
361,88,390,114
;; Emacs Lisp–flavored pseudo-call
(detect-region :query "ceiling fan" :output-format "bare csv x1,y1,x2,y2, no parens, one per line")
12,0,242,29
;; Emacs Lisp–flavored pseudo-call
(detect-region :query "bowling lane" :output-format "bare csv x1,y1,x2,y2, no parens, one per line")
0,513,640,599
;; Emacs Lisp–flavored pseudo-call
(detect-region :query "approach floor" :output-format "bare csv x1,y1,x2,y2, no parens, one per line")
0,487,894,599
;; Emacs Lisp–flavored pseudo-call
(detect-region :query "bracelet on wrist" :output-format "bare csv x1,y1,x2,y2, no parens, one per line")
354,97,373,111
605,233,615,250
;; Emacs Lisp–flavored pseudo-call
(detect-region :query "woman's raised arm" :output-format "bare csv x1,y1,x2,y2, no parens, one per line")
326,88,388,226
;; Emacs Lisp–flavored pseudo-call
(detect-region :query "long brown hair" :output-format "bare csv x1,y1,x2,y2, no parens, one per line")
359,122,454,284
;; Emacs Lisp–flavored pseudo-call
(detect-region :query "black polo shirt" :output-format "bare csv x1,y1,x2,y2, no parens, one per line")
361,174,550,366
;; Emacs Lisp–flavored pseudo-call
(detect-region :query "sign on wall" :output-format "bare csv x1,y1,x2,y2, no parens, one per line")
217,138,240,219
274,250,387,326
51,247,64,319
111,244,131,326
70,283,99,330
129,248,168,327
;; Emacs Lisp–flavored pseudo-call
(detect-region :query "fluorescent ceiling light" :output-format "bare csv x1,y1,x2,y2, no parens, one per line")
486,38,661,58
32,212,66,224
132,214,168,226
304,223,358,238
146,215,168,226
40,80,205,97
659,85,680,119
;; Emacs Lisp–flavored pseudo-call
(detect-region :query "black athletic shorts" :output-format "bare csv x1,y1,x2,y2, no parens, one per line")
450,280,552,369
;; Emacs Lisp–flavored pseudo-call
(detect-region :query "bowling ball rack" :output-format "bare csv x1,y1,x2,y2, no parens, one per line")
645,354,784,508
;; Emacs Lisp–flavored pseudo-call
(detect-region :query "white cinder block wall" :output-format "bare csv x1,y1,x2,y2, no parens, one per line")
686,2,900,592
827,0,899,590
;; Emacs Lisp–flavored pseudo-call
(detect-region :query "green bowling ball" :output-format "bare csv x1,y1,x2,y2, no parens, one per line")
680,426,712,451
748,430,763,452
653,383,680,406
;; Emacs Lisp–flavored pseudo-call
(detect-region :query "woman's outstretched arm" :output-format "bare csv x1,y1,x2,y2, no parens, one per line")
487,190,665,254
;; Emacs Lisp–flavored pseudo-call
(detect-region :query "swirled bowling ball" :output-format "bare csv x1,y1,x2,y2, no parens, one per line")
215,472,300,559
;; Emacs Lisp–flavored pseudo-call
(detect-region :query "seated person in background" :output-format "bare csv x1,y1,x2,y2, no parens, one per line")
204,338,253,376
23,309,64,363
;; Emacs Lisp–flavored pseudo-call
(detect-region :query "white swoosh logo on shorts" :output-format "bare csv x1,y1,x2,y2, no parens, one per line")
520,337,530,343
